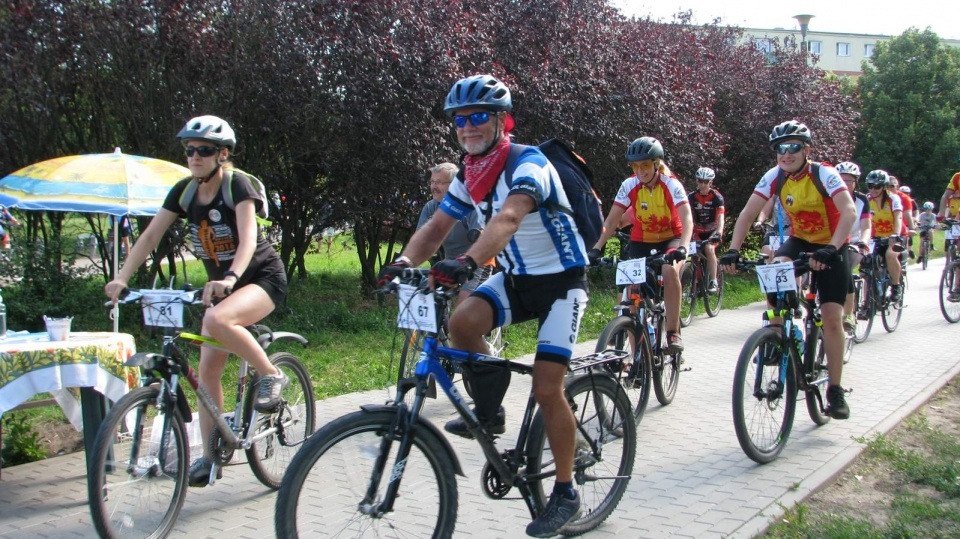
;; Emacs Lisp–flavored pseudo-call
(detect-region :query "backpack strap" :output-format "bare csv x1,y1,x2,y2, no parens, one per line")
773,162,826,200
177,177,199,215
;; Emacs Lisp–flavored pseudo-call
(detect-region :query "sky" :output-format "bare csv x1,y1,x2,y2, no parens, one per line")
611,0,960,40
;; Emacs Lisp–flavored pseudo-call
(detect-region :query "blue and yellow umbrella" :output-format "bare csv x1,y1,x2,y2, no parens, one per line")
0,148,188,216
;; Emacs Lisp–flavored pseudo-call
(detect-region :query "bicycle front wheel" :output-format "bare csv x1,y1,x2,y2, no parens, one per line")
652,349,681,405
594,315,652,424
880,287,902,332
246,352,317,489
526,374,636,536
88,385,188,539
679,263,696,327
806,334,832,426
275,408,458,538
853,274,873,343
940,262,960,323
703,264,724,317
732,327,798,464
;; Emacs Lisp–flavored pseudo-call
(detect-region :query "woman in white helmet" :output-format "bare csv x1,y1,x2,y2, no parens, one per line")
105,115,289,486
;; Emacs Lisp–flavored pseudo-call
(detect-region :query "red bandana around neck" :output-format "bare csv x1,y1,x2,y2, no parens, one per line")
463,132,513,204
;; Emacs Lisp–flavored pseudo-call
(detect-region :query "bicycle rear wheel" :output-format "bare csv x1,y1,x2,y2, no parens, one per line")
703,264,724,317
940,262,960,323
679,263,696,327
806,334,832,425
852,274,873,343
88,385,188,539
246,352,317,489
275,408,457,538
525,374,636,536
594,315,652,424
732,327,798,464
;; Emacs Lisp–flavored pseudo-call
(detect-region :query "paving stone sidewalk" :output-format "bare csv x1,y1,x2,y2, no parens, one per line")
1,258,957,538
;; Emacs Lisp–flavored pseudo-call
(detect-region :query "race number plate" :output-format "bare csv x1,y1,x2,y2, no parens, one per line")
616,258,647,286
755,262,797,293
141,290,186,328
397,284,437,332
688,241,698,255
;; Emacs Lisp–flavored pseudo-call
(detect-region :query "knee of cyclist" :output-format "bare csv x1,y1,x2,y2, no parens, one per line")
531,380,564,404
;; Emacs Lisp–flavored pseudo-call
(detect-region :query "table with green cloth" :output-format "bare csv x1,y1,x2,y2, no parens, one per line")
0,331,138,470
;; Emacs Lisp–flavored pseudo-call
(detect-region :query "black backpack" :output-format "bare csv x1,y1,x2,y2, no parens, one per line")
499,139,604,249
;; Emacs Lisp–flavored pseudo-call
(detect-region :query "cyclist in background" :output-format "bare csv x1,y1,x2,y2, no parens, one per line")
866,170,905,302
917,201,937,262
0,204,20,250
899,185,919,226
105,115,289,487
721,120,856,420
888,176,915,257
417,162,495,307
379,75,589,537
588,137,693,353
754,196,791,263
688,166,725,293
835,162,871,332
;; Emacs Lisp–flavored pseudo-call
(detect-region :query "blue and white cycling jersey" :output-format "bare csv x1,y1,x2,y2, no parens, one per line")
440,146,589,276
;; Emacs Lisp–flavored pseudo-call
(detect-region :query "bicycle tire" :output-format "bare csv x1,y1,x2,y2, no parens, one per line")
651,315,680,405
852,274,873,343
525,374,636,536
246,352,317,489
679,263,696,327
732,327,798,464
594,315,652,424
275,408,458,538
88,385,189,539
703,262,724,317
806,334,832,425
921,239,930,270
880,285,902,333
940,262,960,323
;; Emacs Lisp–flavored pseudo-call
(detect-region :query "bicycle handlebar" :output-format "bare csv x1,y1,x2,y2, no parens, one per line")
105,287,203,307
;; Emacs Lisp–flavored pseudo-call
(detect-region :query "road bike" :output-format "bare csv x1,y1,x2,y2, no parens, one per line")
679,235,724,327
275,269,635,538
856,237,907,339
88,287,316,539
939,218,960,323
594,253,684,420
730,256,846,464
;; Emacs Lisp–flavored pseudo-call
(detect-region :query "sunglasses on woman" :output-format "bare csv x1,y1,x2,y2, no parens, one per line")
775,143,805,155
184,145,220,158
453,111,494,129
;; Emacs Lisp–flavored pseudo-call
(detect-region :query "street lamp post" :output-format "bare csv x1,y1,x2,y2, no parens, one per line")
793,14,815,59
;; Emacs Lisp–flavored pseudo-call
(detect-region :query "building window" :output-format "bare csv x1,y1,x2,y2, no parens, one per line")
864,43,875,57
754,38,773,53
837,42,851,56
808,41,822,55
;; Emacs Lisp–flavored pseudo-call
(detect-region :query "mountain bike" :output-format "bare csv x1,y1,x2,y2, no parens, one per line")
856,237,907,338
679,235,724,326
730,256,840,464
939,218,960,323
917,224,934,270
275,269,635,538
88,287,316,539
594,252,683,416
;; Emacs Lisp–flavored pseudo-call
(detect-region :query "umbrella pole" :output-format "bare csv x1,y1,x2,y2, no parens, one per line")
112,224,120,332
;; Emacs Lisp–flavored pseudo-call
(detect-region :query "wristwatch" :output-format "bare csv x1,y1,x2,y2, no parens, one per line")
223,270,240,281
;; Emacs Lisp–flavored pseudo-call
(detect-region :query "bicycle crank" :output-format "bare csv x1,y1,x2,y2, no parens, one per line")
481,461,512,499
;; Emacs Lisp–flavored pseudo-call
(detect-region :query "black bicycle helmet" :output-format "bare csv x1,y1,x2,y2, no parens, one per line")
443,75,512,117
176,115,236,149
768,120,812,148
864,169,890,188
625,137,664,162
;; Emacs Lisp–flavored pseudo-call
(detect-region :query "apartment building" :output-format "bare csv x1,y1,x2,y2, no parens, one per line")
744,27,960,78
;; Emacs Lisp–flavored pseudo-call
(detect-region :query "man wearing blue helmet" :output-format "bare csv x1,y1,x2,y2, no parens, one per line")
380,74,589,537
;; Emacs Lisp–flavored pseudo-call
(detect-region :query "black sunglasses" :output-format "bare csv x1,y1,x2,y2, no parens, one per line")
184,145,220,158
775,143,805,155
453,111,494,129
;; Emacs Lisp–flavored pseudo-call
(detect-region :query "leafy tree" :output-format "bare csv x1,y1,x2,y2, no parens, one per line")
857,28,960,204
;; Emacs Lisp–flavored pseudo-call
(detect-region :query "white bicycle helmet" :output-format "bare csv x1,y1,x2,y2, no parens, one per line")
695,167,716,181
899,185,912,194
176,115,237,149
835,161,861,178
923,201,935,210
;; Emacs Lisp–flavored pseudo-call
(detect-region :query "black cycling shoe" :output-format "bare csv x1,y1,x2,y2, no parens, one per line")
825,385,850,420
188,457,223,487
444,406,505,439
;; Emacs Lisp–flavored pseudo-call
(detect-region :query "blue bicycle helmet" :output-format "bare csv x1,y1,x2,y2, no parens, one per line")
626,137,664,162
443,75,512,117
